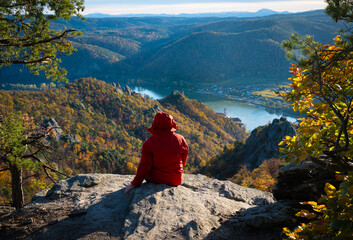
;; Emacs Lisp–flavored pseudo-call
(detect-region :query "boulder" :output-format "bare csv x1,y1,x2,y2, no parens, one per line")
206,200,301,240
0,174,276,240
273,161,337,201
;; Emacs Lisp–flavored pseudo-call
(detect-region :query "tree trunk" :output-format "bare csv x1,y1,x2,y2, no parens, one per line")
10,164,24,209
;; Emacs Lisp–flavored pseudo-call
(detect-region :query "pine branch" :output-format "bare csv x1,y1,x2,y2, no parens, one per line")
0,29,76,48
0,56,55,65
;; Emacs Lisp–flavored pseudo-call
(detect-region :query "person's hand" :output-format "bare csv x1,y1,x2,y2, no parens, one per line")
124,184,136,194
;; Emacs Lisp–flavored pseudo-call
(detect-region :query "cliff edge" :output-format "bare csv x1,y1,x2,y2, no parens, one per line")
0,174,280,240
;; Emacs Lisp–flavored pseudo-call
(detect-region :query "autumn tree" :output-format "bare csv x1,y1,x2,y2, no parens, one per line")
280,0,353,238
0,0,85,82
280,34,353,172
0,113,69,209
280,36,353,239
228,159,281,192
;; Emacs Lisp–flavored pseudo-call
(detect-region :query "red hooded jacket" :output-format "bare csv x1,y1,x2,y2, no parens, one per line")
131,112,189,186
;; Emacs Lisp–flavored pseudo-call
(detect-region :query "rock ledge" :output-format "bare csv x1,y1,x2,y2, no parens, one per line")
0,174,276,240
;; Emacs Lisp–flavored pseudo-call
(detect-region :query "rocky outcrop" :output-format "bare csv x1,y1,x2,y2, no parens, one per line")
244,117,296,169
115,87,124,96
172,90,183,96
145,104,162,115
0,174,277,240
125,84,132,95
40,118,82,144
66,134,81,145
40,117,64,141
273,161,337,201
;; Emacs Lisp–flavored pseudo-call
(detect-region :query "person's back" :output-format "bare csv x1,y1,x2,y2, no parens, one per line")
125,112,188,193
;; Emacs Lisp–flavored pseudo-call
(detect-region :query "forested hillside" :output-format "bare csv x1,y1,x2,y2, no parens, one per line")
0,10,341,87
0,78,247,203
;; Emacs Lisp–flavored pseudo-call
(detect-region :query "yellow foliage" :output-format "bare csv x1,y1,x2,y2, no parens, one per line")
27,179,50,196
295,209,317,219
324,183,336,197
279,36,353,166
229,159,280,192
199,159,206,168
126,162,137,174
64,167,73,176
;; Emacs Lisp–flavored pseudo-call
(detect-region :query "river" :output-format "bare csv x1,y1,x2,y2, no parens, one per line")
132,86,297,131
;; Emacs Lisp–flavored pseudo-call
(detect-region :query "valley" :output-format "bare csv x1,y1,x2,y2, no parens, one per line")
0,10,341,89
132,85,297,131
2,1,353,239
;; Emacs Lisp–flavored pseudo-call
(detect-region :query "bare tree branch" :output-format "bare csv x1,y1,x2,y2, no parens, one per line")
30,155,70,178
43,164,70,178
43,167,55,183
23,173,41,180
0,167,10,172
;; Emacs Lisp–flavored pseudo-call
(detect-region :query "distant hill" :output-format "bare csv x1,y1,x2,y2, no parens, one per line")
0,10,341,88
138,10,340,87
139,30,289,86
85,8,291,18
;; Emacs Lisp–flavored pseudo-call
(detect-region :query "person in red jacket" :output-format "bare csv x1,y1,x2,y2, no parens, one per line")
124,112,188,194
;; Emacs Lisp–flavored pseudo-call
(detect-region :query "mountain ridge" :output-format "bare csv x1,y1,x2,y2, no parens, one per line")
0,10,340,88
84,8,292,19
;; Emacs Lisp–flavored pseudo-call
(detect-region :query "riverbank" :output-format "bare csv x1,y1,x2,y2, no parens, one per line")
194,87,300,120
130,85,298,131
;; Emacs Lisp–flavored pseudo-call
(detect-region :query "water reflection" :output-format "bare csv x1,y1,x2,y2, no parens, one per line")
132,86,297,131
203,100,297,131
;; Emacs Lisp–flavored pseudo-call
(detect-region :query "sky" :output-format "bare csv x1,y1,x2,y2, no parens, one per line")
83,0,327,15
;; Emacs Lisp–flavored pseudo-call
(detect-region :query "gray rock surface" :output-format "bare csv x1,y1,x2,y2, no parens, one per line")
41,117,63,141
125,84,132,95
0,174,276,240
66,134,81,145
115,87,124,96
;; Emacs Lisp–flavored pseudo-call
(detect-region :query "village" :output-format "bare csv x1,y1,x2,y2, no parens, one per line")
196,84,291,112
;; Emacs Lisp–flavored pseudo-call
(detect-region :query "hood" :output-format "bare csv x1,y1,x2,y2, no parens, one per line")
148,112,178,135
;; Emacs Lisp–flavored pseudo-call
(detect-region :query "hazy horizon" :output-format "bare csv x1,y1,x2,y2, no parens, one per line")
83,0,326,15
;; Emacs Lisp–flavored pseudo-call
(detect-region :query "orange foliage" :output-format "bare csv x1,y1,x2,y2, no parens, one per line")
229,159,283,192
